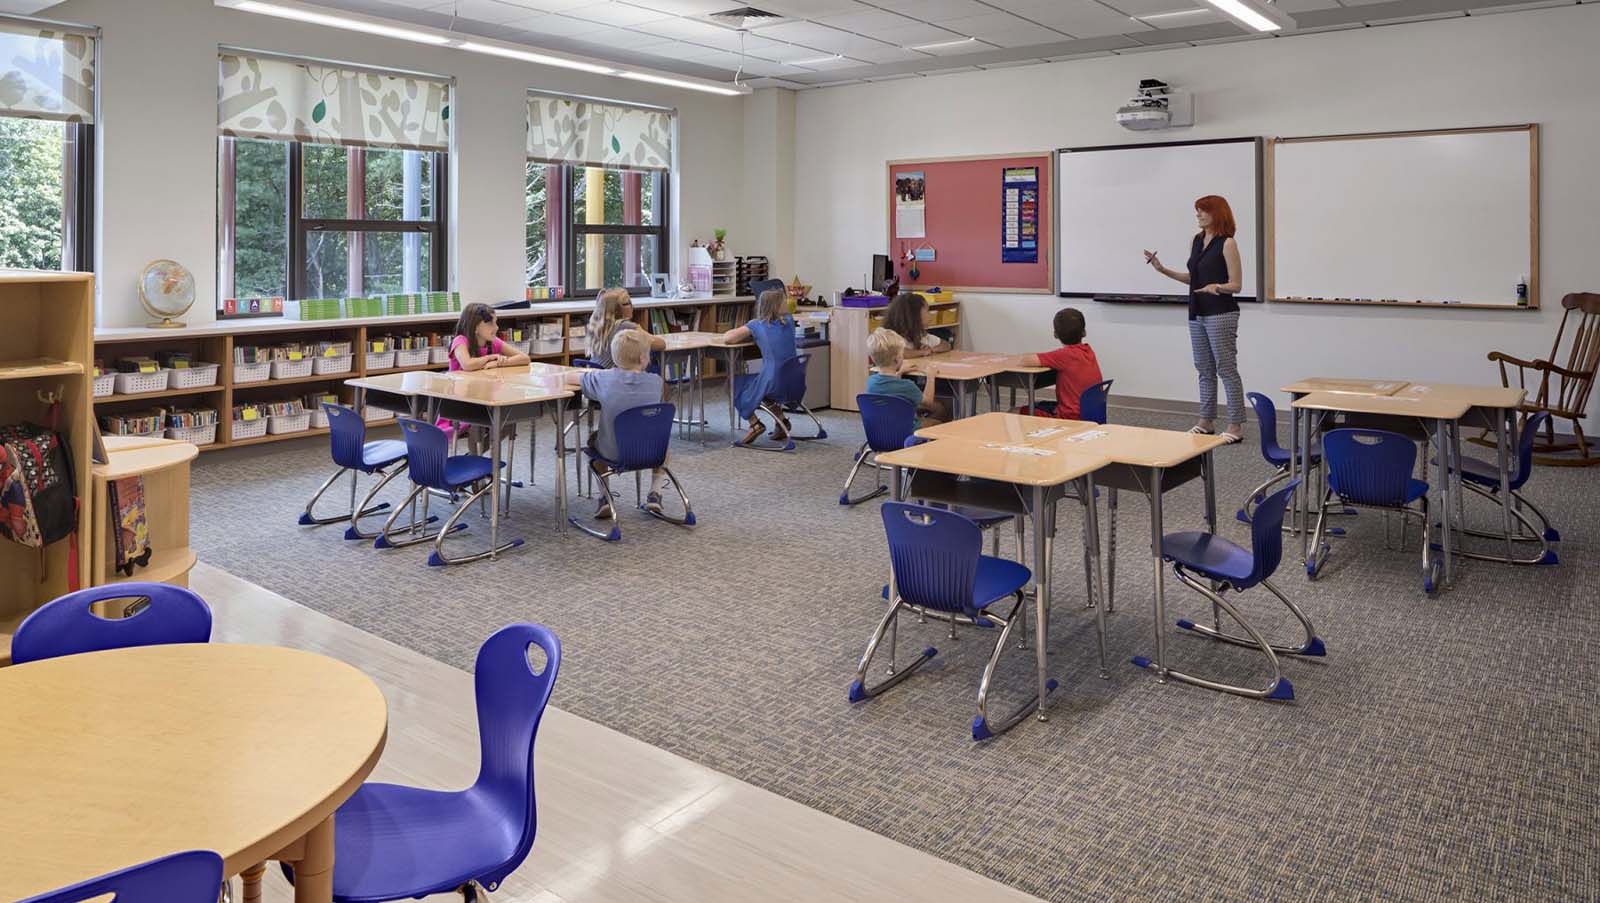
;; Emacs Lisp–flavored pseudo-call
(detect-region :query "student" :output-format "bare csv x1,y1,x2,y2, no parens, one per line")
723,288,799,445
880,292,950,358
444,303,530,453
1017,307,1103,420
865,328,946,426
587,288,666,368
564,329,671,516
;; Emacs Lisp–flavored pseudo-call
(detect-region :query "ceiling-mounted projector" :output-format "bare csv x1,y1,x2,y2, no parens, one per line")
1116,79,1193,131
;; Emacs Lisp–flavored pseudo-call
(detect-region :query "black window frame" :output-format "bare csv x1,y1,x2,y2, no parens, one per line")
289,142,450,301
552,163,669,301
64,121,94,273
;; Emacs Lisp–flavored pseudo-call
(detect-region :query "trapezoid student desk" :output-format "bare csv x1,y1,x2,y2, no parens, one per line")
875,429,1110,729
0,643,388,903
346,365,578,558
908,352,1053,420
915,414,1230,694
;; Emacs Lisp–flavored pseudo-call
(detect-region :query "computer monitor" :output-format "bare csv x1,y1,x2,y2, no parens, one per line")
871,254,895,294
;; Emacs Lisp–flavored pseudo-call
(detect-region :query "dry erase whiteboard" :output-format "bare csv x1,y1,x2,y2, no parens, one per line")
1270,125,1538,309
1057,137,1263,302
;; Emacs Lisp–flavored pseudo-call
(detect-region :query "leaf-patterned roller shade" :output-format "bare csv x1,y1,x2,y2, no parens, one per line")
219,52,450,152
0,21,95,123
527,93,671,171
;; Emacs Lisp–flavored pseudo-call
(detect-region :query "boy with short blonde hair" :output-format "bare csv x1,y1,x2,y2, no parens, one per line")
566,328,670,515
865,328,947,425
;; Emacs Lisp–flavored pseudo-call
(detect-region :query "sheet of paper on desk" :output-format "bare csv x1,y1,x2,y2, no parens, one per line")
1408,385,1432,393
1026,427,1072,439
1064,429,1109,442
983,444,1057,456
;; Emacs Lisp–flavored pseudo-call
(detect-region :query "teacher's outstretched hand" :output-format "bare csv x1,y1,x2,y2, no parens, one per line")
1144,195,1246,444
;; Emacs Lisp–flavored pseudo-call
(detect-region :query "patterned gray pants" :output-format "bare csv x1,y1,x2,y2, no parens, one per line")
1189,311,1245,426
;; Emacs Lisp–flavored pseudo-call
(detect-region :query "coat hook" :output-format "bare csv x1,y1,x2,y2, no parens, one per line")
36,384,63,405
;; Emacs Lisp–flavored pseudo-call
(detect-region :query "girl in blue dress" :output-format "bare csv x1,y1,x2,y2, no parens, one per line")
723,288,798,445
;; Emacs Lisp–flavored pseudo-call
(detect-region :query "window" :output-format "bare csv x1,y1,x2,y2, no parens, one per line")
217,52,451,313
0,22,96,273
526,93,672,299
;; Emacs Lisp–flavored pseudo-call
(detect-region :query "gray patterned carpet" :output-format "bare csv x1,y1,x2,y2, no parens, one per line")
189,397,1599,903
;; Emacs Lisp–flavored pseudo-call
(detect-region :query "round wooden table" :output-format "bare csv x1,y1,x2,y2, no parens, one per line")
0,643,388,902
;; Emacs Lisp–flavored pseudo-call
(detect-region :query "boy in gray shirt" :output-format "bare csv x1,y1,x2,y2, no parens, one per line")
567,328,669,516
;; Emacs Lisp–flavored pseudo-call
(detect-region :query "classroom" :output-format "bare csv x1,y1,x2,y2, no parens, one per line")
1,0,1595,901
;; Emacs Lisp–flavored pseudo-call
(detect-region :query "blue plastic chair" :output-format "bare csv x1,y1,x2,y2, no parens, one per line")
570,403,694,542
849,503,1039,741
1435,411,1559,565
1235,392,1341,529
300,403,412,540
1027,378,1113,424
11,582,212,665
1312,428,1438,592
737,354,823,452
840,394,918,505
19,850,224,903
375,418,520,567
1137,481,1321,702
284,624,560,903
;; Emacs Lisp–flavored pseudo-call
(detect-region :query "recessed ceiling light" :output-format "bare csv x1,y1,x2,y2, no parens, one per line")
457,42,618,75
1197,0,1295,32
791,54,844,66
907,36,978,51
229,1,452,45
1135,8,1213,21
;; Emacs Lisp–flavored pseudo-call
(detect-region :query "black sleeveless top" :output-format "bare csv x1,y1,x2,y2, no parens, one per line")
1187,232,1238,321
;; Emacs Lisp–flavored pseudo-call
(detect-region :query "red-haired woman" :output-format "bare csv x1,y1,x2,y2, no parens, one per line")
1144,195,1245,443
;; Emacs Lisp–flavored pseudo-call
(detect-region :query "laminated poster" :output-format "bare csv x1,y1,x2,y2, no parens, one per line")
1001,166,1039,263
894,170,926,238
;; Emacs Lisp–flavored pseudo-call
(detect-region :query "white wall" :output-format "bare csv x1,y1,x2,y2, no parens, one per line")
42,0,749,326
741,87,796,280
793,5,1600,414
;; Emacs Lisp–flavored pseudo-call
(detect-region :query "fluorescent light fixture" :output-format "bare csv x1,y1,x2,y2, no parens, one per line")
1197,0,1295,32
457,42,618,75
230,1,451,44
618,71,745,96
908,36,978,51
791,54,844,66
1135,8,1213,20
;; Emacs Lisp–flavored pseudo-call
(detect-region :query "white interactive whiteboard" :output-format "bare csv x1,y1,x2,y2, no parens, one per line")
1270,125,1539,309
1057,138,1263,302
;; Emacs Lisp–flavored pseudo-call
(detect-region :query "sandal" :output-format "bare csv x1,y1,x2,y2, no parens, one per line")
742,419,766,445
1188,425,1215,435
1218,431,1244,445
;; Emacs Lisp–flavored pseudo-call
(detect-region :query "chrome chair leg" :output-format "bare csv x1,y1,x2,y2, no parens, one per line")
848,598,935,702
374,484,465,549
641,467,696,527
973,593,1054,740
786,402,828,440
1160,566,1294,700
343,464,414,540
427,480,525,567
299,467,392,526
1176,576,1326,657
840,443,888,505
568,469,623,542
1453,485,1557,565
1306,487,1333,578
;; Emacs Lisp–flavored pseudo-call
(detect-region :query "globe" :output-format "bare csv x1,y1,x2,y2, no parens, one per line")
139,259,196,327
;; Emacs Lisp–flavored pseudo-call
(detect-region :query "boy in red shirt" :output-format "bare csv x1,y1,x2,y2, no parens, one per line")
1018,307,1102,420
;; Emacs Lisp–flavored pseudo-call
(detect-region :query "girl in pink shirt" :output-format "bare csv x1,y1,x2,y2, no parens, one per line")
440,303,530,452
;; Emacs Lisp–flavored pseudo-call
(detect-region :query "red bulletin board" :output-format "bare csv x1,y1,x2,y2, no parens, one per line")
885,152,1054,293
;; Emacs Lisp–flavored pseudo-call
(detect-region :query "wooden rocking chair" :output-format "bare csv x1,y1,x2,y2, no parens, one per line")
1484,292,1600,466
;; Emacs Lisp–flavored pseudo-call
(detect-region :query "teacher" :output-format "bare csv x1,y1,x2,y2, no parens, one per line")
1144,194,1245,444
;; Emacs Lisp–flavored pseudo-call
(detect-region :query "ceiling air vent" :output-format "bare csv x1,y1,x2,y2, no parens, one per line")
704,6,785,29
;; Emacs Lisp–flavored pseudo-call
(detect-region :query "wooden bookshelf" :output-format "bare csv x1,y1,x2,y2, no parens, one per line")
91,436,198,588
93,295,756,454
830,299,960,411
0,270,95,664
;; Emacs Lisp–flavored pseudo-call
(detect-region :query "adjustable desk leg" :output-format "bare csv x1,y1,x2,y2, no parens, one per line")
1150,466,1167,681
1496,410,1513,560
1032,483,1052,720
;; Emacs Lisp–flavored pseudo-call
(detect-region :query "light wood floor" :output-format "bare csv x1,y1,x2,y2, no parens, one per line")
195,562,1042,903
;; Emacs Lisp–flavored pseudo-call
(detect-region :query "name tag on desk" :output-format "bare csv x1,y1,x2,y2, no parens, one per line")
984,444,1057,456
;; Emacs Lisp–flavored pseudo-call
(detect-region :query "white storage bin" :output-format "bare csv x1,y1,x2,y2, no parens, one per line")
363,406,395,423
270,358,313,380
312,354,354,376
92,373,115,397
233,361,271,384
504,339,532,355
165,423,218,446
395,348,430,368
231,417,268,441
267,412,312,435
113,369,169,395
168,362,219,390
309,408,330,429
532,338,563,356
429,346,452,365
364,350,396,371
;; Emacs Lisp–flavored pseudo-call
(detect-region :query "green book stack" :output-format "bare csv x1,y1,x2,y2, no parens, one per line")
450,291,463,311
344,297,382,319
286,298,342,320
424,291,452,313
383,293,420,316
